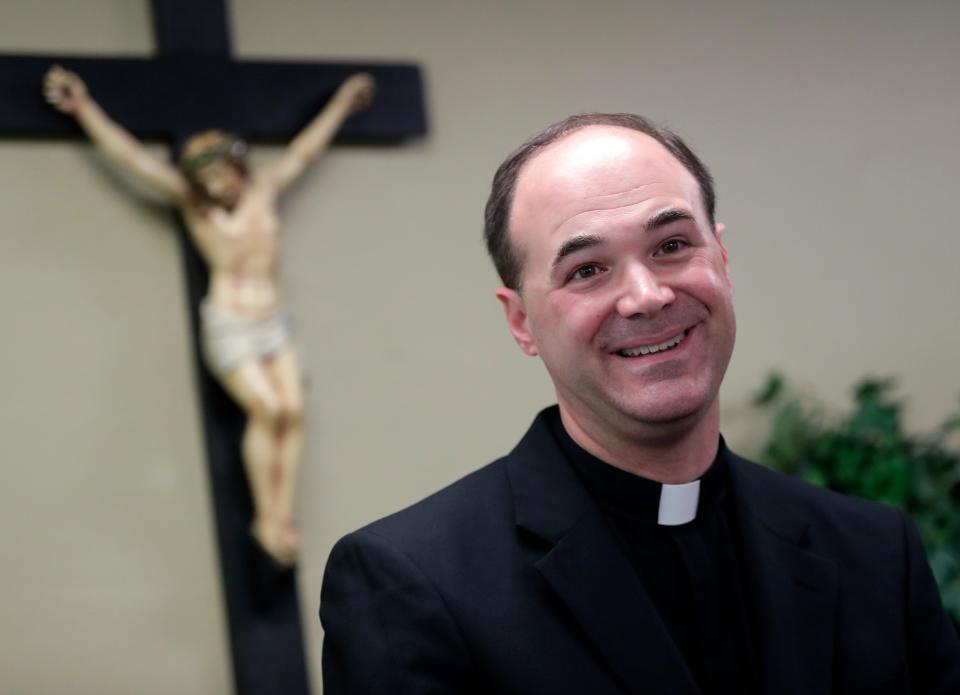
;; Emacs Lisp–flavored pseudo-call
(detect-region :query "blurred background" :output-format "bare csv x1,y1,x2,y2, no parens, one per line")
1,0,958,692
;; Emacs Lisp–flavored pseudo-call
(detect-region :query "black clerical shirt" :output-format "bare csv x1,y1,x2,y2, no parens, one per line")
548,412,761,695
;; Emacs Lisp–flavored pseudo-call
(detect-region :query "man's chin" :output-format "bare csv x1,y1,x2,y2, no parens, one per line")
609,388,717,434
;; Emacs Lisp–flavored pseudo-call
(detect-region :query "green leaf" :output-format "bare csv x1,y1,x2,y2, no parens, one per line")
753,372,785,407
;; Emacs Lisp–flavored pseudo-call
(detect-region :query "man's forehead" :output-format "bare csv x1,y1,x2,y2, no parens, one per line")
511,125,699,238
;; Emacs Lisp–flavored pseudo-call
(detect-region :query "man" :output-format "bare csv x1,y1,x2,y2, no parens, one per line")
320,114,960,693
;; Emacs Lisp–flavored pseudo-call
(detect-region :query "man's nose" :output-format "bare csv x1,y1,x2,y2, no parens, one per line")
614,263,675,318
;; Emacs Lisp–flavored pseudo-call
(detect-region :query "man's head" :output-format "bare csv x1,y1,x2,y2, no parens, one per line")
180,130,249,209
488,116,735,451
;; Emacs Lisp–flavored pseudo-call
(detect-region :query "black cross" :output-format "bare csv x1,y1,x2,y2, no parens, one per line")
0,1,427,693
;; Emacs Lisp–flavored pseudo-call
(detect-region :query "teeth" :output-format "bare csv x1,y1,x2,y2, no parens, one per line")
618,330,686,357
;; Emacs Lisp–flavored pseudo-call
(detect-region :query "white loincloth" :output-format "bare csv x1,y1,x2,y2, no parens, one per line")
200,300,293,379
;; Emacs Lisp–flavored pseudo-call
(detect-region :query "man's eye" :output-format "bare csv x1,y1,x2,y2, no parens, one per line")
657,239,687,255
570,263,602,281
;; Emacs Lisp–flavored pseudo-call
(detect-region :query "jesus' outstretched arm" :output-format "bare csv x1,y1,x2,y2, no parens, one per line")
43,65,189,203
261,72,375,193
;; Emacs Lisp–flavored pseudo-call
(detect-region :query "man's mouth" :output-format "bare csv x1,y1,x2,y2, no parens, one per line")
616,329,688,357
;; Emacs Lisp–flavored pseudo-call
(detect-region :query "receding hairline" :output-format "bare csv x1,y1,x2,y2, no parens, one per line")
513,122,704,198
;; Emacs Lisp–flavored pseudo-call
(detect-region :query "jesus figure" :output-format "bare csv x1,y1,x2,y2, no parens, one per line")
44,65,375,566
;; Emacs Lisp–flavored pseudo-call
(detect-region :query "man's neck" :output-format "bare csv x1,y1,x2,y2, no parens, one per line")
558,401,721,484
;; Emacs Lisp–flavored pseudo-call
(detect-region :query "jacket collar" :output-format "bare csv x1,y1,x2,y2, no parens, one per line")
505,407,838,695
727,452,839,695
505,408,700,695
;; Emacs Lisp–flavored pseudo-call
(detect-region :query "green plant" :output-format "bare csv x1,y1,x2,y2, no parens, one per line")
753,373,960,624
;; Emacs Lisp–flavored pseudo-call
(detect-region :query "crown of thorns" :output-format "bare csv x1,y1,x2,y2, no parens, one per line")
180,137,248,175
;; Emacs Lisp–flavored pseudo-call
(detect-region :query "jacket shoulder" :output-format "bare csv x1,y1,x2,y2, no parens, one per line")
728,451,907,549
339,458,515,564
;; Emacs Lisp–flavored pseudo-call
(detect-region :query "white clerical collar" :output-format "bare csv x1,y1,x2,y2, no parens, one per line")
657,480,701,526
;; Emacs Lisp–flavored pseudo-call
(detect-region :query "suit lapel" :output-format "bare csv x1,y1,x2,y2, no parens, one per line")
506,409,699,695
536,508,701,695
728,454,839,695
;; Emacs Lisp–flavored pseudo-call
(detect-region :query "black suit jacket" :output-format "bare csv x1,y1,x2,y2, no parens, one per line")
320,408,960,694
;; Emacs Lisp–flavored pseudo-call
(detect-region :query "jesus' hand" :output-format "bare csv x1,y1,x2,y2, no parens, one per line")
43,65,89,115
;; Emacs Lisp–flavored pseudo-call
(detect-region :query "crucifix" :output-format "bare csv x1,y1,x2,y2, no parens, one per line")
0,1,426,693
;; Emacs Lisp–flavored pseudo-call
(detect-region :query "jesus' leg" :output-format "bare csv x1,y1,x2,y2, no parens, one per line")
264,348,305,562
221,361,292,565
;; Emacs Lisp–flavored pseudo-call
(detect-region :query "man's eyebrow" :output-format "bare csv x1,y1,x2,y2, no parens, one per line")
552,234,603,268
645,207,696,231
551,209,696,268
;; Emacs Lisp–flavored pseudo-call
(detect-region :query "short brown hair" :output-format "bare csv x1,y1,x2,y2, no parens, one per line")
483,113,715,290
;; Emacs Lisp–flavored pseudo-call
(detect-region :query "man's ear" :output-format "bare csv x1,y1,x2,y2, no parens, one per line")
495,287,539,356
715,222,731,280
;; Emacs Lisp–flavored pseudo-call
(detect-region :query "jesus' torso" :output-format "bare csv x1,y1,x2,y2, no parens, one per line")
181,177,281,318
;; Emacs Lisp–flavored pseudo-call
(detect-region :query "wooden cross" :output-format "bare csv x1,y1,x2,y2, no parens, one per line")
0,1,427,693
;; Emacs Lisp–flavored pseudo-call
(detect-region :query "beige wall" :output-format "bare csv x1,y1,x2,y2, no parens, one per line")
2,1,958,692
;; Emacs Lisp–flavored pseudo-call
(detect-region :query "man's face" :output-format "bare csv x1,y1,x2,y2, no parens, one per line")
497,126,735,443
191,159,246,208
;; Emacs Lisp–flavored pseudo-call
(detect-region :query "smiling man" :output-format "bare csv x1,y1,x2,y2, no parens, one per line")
320,114,960,694
496,121,735,485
